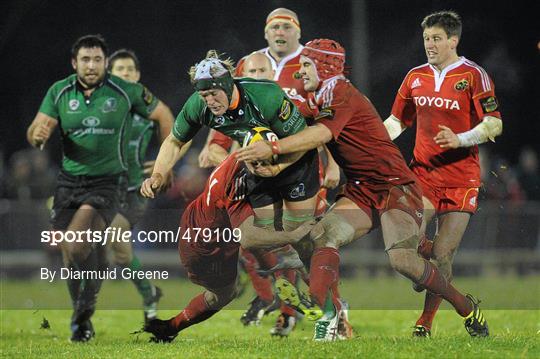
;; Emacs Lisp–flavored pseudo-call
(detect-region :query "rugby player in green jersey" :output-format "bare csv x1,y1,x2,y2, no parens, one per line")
26,35,174,342
141,51,320,235
108,49,173,323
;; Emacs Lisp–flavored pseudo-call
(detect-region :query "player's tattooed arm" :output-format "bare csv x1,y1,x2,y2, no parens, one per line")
239,216,315,249
27,112,58,148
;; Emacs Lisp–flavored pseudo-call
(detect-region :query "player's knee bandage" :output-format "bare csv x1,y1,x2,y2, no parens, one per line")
311,212,354,247
385,235,419,252
282,212,314,231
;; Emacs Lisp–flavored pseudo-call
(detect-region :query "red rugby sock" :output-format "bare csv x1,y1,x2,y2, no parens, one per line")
309,247,340,307
171,294,218,331
416,291,443,329
240,249,274,302
419,261,472,317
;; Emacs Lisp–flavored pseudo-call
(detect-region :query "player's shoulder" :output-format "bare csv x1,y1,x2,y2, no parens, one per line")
459,57,494,87
48,74,77,93
317,75,350,107
210,154,241,188
182,91,206,112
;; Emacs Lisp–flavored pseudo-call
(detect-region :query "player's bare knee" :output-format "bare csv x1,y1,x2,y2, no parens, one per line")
385,239,418,277
114,252,132,266
62,241,91,262
311,212,354,248
432,253,454,279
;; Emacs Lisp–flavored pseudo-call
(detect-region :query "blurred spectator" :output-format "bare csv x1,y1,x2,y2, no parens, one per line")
1,149,56,200
480,147,524,202
516,146,540,201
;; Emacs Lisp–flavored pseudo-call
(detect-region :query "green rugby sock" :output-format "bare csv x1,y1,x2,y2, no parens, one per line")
127,255,153,302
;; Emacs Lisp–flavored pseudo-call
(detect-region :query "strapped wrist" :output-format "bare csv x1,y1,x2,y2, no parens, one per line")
270,140,281,155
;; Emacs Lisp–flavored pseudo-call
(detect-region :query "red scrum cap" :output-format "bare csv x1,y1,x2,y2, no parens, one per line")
301,39,345,81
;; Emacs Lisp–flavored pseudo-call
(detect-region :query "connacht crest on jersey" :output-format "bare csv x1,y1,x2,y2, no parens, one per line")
102,98,117,112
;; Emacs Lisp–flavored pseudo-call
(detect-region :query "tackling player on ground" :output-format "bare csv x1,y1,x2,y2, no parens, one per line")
385,11,501,337
238,38,489,341
143,149,314,342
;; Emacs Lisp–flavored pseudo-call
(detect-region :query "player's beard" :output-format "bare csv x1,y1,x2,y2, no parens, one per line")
77,72,105,89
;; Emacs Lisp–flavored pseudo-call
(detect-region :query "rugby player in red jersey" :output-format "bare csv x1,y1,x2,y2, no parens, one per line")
385,11,501,337
143,152,314,342
238,38,489,341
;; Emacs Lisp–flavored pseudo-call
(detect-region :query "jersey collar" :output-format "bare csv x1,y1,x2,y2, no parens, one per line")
224,80,246,119
264,45,304,80
429,57,465,92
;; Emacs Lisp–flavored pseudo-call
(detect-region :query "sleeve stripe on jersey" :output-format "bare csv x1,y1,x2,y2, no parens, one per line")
107,79,132,108
463,59,491,92
54,82,76,105
320,79,337,108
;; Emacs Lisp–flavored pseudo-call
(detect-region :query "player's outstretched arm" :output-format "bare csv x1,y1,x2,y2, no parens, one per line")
26,112,58,148
236,124,332,162
239,216,315,249
141,133,186,198
383,115,407,141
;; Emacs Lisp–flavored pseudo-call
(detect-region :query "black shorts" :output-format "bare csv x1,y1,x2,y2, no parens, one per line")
51,170,127,230
246,149,320,208
118,189,147,225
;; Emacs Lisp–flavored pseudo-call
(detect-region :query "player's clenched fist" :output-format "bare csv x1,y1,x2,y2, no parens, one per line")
140,173,164,198
32,119,52,147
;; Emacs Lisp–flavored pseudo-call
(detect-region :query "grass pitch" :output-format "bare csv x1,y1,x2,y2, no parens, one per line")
1,277,539,358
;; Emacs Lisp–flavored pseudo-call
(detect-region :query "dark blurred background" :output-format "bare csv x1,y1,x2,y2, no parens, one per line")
1,1,539,279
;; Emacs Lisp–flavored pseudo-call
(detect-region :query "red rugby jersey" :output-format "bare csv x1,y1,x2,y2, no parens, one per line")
181,154,254,238
391,57,501,187
315,76,415,186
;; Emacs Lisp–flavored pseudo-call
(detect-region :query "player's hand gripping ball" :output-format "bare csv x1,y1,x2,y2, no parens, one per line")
242,127,279,164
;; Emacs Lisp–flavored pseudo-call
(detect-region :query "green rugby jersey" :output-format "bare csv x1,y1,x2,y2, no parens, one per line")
126,113,155,189
173,78,306,143
39,74,158,176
